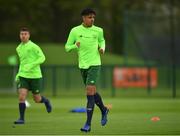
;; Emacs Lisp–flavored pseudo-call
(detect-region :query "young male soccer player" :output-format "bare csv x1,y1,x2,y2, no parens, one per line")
14,27,52,124
65,8,109,132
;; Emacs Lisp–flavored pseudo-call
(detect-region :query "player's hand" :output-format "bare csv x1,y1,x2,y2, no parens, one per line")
76,42,80,48
15,74,19,83
99,48,105,54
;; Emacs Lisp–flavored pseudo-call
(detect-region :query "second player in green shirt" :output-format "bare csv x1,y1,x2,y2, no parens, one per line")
65,24,105,69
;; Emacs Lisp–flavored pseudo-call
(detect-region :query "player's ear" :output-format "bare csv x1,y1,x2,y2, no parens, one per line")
82,16,85,21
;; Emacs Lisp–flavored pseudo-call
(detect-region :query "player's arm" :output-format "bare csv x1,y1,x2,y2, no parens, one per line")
15,73,19,83
32,46,45,65
65,29,78,52
98,28,105,54
15,48,20,82
25,46,45,70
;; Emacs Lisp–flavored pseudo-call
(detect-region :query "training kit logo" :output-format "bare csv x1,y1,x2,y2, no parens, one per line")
87,108,92,111
35,90,40,93
90,80,95,84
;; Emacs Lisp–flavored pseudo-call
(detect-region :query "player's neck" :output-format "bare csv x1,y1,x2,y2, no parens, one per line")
22,40,29,44
82,23,93,28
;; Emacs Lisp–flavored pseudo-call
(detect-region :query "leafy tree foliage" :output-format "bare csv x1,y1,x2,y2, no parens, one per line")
0,0,179,54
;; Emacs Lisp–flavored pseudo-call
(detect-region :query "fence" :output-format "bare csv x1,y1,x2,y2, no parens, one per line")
0,64,179,98
121,10,180,98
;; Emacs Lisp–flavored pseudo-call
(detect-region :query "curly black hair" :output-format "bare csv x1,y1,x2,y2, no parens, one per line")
81,8,96,16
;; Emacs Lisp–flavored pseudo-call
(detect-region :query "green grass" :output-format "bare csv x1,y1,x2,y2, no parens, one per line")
0,95,180,135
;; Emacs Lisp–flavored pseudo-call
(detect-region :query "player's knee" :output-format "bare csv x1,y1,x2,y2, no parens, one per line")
33,96,41,103
86,85,96,95
18,93,26,102
19,96,26,102
34,98,40,103
18,89,28,102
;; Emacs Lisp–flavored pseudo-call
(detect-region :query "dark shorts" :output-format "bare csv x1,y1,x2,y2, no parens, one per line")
80,65,101,86
17,76,42,94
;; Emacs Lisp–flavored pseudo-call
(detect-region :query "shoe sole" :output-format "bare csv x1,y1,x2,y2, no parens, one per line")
14,121,25,124
80,128,91,132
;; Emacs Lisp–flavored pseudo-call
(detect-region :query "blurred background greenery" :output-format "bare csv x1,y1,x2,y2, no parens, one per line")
0,0,180,98
0,0,179,55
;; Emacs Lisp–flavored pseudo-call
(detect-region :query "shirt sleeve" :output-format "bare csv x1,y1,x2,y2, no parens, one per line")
98,28,106,51
28,45,45,68
65,29,78,52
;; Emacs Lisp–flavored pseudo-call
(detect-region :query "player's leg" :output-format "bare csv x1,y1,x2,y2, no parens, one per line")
94,92,106,114
89,66,109,126
14,88,28,124
80,85,95,132
31,78,52,113
80,66,98,132
86,66,106,113
14,77,29,124
33,94,52,113
95,92,109,126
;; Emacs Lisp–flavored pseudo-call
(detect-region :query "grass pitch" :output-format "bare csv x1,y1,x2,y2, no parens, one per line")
0,95,180,135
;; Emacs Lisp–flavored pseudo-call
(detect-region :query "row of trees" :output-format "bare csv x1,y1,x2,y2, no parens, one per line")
0,0,179,54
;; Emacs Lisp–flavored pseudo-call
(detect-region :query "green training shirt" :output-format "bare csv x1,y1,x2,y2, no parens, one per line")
65,24,105,69
16,40,45,79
